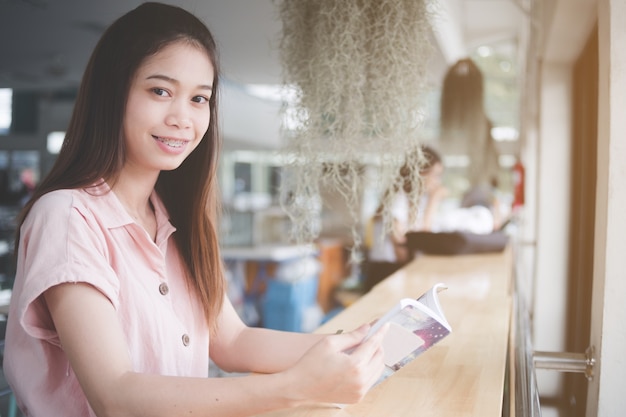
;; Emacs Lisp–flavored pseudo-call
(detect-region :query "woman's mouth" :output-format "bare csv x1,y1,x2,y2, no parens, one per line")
153,135,187,148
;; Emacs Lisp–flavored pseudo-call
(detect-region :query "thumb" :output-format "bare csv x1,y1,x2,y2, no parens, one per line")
332,324,371,353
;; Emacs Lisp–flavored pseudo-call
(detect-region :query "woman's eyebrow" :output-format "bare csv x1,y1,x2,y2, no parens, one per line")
146,74,213,91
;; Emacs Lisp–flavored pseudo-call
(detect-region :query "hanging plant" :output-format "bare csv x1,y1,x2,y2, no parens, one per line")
277,0,437,255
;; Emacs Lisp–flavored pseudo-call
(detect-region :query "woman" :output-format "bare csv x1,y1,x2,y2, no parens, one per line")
3,3,386,416
364,146,446,291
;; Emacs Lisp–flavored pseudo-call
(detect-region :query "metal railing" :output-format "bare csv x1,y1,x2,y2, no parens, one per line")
511,287,542,417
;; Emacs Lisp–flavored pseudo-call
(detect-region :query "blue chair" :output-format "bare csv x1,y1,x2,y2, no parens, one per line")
7,393,17,417
0,386,17,417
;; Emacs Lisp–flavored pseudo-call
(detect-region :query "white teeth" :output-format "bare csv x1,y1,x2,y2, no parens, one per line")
154,136,185,148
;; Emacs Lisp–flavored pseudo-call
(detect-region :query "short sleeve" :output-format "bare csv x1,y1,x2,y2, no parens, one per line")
15,191,120,344
390,194,409,223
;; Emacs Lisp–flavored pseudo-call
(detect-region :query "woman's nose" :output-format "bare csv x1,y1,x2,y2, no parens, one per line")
165,102,192,128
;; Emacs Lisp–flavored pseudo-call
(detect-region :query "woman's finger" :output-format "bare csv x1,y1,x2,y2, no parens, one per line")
345,322,389,360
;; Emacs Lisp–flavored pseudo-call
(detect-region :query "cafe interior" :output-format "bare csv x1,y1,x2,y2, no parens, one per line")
0,1,624,416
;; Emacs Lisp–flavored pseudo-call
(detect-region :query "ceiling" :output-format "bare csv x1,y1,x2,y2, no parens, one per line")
0,0,528,150
0,0,287,88
0,0,527,88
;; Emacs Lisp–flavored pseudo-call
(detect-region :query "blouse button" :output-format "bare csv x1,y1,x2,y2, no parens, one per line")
158,283,169,295
182,334,190,346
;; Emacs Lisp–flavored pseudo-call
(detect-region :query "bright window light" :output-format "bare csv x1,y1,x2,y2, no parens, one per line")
491,126,519,141
443,155,471,168
0,88,12,134
244,83,298,103
47,131,65,154
499,60,512,72
499,154,517,168
476,46,492,57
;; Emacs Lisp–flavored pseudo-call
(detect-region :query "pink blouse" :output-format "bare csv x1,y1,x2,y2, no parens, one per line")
4,182,210,416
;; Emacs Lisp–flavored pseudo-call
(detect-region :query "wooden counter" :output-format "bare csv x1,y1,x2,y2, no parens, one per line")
255,247,513,417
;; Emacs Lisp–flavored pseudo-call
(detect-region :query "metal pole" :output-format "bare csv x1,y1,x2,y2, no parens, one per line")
533,346,595,380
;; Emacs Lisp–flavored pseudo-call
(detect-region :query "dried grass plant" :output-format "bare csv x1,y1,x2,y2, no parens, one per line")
277,0,436,253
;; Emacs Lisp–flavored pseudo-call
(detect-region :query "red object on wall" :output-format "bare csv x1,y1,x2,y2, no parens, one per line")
512,159,525,209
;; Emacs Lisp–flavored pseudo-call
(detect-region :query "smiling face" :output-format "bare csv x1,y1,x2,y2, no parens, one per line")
122,40,214,178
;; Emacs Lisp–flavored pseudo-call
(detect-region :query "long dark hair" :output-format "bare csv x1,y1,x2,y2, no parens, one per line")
16,2,225,329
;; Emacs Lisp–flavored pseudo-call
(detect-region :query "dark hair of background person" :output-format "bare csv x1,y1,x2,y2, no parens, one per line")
397,145,442,192
14,2,225,329
439,58,485,136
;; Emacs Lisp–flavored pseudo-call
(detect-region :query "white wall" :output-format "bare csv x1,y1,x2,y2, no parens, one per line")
532,62,572,398
220,81,283,150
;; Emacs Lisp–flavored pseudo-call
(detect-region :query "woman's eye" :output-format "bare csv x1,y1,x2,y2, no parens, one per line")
152,87,169,97
192,95,209,104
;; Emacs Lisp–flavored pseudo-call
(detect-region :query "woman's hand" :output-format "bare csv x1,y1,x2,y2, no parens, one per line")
281,323,388,405
422,185,448,231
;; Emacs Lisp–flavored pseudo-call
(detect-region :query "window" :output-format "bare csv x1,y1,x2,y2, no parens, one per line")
0,89,12,135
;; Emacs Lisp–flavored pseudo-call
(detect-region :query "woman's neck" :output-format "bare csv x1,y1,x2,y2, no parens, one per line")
110,172,159,240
